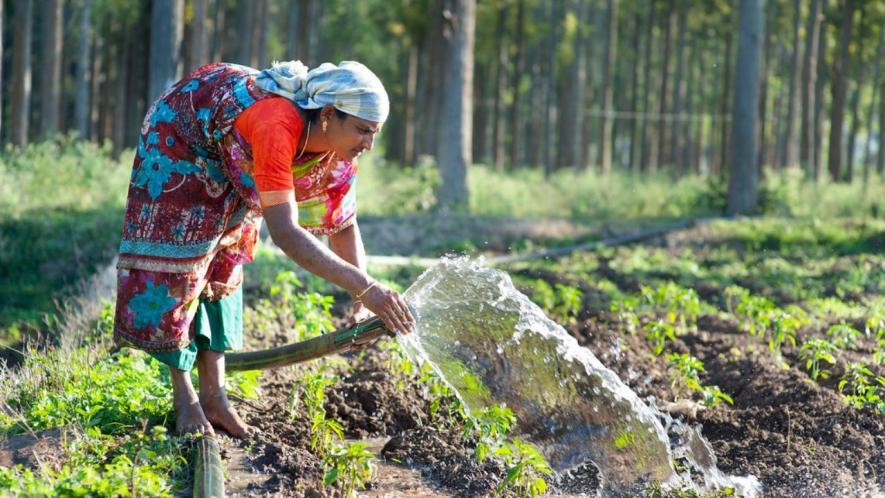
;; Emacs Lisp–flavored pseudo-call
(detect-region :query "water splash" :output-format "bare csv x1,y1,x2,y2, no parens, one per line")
399,257,759,496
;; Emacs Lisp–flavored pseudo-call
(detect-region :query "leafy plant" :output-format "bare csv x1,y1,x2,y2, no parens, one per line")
799,338,839,380
767,310,800,355
493,439,553,498
827,322,862,349
666,353,733,407
464,404,516,462
641,282,700,330
294,369,343,459
838,362,885,413
324,442,376,498
645,320,677,355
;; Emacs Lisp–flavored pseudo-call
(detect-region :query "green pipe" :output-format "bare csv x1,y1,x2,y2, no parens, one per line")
192,437,224,498
226,316,394,372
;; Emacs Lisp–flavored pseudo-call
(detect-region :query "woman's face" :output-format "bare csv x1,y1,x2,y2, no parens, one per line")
325,110,381,162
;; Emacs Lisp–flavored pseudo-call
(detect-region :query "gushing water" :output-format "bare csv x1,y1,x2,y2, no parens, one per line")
399,257,760,496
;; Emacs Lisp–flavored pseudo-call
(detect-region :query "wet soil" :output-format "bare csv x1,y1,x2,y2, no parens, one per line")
218,222,882,497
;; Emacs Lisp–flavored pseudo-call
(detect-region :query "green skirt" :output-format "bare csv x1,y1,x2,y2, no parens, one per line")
149,287,243,371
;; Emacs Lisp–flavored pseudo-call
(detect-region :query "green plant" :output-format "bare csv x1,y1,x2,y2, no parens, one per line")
493,439,552,498
734,294,776,337
666,353,733,407
294,369,343,459
464,404,516,462
641,282,700,330
324,442,376,498
799,338,840,380
827,322,862,349
767,310,800,355
645,320,677,355
838,362,885,413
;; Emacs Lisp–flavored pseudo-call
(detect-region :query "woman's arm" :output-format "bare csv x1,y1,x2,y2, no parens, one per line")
328,220,367,275
262,197,413,333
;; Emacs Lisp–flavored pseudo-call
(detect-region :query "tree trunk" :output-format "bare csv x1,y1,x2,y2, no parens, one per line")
670,1,688,175
827,0,856,182
472,64,488,164
862,33,883,182
191,0,209,71
718,27,734,176
113,25,131,156
598,0,618,174
542,0,561,176
491,6,508,170
781,0,801,168
800,0,822,174
74,0,92,139
876,78,885,177
1,0,5,140
236,1,254,64
756,1,773,174
559,0,587,169
403,45,418,166
509,0,525,168
639,7,656,172
254,0,269,68
656,0,676,169
10,0,34,147
212,0,227,62
812,0,828,181
89,31,103,140
286,0,300,60
148,0,184,103
422,0,446,157
628,9,642,171
39,0,63,139
845,62,862,182
681,36,697,172
437,0,475,210
727,0,763,216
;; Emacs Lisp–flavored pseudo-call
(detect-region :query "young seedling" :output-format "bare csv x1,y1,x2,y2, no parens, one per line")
799,338,839,381
827,322,862,349
464,404,516,462
324,442,376,498
666,353,733,407
838,362,884,412
645,320,677,355
493,439,553,498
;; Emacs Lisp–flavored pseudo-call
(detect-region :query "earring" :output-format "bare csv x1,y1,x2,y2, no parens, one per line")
322,120,328,133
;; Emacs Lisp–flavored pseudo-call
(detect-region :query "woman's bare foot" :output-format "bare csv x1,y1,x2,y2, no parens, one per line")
201,390,251,438
168,366,215,436
174,398,216,436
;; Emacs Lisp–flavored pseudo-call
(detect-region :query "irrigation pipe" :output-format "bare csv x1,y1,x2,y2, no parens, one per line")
364,217,710,268
192,437,224,498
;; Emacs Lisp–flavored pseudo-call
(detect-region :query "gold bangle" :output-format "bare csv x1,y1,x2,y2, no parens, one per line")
355,281,377,300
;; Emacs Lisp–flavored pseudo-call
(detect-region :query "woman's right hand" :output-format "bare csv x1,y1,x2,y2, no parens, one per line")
358,282,415,335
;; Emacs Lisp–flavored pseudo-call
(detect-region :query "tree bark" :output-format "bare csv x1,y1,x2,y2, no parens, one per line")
781,0,801,168
492,5,508,171
727,0,763,215
191,0,209,71
878,76,885,176
656,0,676,169
639,7,656,172
89,30,103,140
39,0,63,139
403,44,418,166
437,0,475,210
845,61,862,183
812,0,828,181
862,32,883,182
559,0,587,169
756,1,773,174
236,1,254,64
74,0,92,139
800,0,822,174
669,0,687,175
542,0,560,176
148,0,184,103
628,8,642,171
212,0,226,62
598,0,618,174
10,0,34,147
1,0,5,141
254,0,269,68
718,27,734,176
509,0,525,168
827,0,856,182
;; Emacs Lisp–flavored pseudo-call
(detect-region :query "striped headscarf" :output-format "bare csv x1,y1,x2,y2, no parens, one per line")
254,60,389,123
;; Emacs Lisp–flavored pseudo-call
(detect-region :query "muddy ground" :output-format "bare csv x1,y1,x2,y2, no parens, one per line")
218,224,883,498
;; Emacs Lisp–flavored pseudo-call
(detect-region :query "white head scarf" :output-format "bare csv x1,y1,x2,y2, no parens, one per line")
254,60,390,123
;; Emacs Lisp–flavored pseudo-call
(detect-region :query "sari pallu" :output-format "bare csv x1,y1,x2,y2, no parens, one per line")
114,63,358,353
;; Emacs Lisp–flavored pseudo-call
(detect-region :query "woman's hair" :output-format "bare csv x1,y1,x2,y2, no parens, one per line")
303,106,349,124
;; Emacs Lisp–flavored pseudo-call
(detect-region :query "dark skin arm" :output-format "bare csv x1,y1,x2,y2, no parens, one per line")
328,220,372,321
262,198,414,334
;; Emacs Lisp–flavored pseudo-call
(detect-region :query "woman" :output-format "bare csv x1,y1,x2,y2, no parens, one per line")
113,60,415,438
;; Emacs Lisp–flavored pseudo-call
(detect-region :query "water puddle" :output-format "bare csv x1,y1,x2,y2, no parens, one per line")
399,257,760,497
